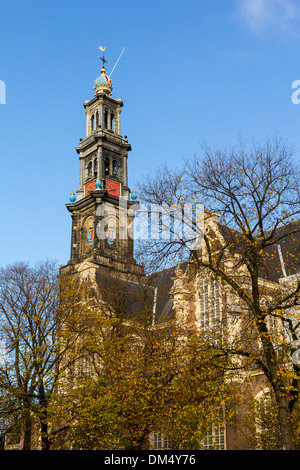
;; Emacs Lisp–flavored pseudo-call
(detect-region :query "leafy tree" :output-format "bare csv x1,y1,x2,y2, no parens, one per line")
0,260,88,449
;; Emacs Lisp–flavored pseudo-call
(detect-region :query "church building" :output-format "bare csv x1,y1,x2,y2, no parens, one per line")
59,49,300,451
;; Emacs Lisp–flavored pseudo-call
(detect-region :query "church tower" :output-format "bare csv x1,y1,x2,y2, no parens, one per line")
61,49,142,279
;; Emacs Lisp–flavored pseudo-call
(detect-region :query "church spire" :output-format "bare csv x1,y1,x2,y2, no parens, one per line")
94,46,113,94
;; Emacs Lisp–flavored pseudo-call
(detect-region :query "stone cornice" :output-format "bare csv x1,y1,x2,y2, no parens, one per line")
76,129,131,154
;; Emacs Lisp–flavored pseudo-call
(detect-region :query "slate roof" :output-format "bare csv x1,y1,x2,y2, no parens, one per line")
218,219,300,282
95,266,176,324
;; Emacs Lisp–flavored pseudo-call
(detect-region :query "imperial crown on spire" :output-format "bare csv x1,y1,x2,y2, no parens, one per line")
94,46,113,93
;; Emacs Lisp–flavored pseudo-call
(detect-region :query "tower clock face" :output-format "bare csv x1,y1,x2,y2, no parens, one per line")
106,179,121,197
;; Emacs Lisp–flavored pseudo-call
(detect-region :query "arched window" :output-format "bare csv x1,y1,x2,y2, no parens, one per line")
104,157,110,176
253,389,280,449
95,111,99,128
88,161,93,177
91,115,95,131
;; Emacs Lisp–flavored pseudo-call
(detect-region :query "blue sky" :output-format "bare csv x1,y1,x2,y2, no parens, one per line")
1,0,300,267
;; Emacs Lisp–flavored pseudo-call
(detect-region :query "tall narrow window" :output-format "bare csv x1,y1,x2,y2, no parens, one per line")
199,279,209,330
91,115,95,131
104,110,108,129
104,157,110,176
199,278,221,332
113,160,118,177
95,111,99,128
111,113,114,131
88,161,93,177
211,280,220,329
94,158,98,177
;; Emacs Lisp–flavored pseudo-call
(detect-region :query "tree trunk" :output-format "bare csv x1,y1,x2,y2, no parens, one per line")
39,382,50,450
275,390,296,450
254,300,296,450
40,418,50,450
21,407,32,450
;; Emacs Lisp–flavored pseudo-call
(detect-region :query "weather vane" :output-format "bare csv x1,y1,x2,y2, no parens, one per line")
98,46,108,68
